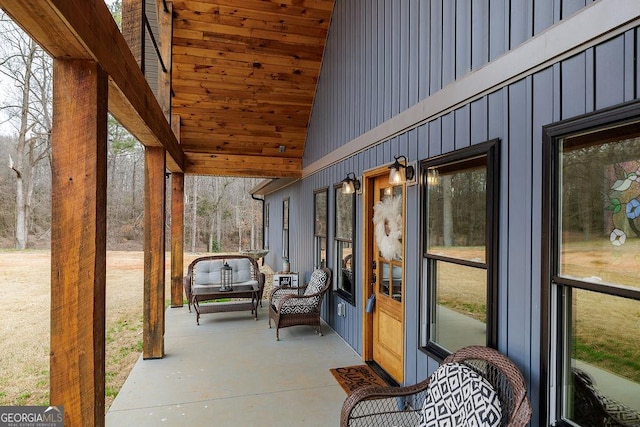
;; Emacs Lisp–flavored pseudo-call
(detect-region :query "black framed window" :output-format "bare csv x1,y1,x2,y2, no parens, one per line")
335,184,355,304
314,188,328,269
543,103,640,426
282,198,289,259
420,140,500,360
264,203,270,249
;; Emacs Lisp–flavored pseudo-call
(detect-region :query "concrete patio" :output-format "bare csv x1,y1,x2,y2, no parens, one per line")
106,303,361,426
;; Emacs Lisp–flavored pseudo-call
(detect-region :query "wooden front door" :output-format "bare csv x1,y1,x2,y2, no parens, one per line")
369,174,405,383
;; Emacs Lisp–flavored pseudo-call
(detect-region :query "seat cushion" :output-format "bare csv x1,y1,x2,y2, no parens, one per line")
418,362,502,427
279,297,317,315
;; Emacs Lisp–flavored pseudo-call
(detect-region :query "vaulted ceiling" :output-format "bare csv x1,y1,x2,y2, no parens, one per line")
171,0,335,178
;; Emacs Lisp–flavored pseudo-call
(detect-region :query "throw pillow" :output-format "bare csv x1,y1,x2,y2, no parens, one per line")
418,362,502,427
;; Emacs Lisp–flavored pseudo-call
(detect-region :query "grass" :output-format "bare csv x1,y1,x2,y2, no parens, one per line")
0,250,272,412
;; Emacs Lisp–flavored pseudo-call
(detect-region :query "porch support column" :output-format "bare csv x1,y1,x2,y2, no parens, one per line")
170,172,184,307
170,114,183,307
143,146,166,359
122,0,145,71
50,59,108,427
157,0,173,120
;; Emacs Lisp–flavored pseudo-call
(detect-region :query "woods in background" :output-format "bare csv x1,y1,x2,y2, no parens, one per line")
0,11,263,253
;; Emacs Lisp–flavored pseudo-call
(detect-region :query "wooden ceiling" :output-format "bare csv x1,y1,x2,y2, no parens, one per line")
171,0,335,178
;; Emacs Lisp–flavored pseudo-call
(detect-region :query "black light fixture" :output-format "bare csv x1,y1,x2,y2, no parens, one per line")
388,155,415,185
341,172,361,194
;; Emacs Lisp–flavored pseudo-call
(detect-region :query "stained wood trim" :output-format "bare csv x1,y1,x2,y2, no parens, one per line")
0,0,184,171
171,172,185,307
157,0,173,120
144,147,166,359
303,0,640,176
50,59,108,427
122,0,145,70
185,153,302,178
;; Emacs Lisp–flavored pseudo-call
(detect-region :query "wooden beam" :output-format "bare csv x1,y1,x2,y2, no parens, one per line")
0,0,184,171
50,59,108,427
144,146,166,359
157,1,173,120
184,153,302,178
170,114,183,308
122,0,145,70
171,172,185,307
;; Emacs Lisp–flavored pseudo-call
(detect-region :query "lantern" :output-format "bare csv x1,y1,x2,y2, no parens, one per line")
220,262,233,291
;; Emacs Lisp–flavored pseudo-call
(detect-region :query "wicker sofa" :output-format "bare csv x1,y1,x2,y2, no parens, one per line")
183,254,265,312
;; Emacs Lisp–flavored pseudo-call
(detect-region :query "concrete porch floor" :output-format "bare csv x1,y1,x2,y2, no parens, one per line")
106,303,361,426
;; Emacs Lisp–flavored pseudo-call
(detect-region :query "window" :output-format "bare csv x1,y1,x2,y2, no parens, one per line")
264,203,269,249
420,140,499,360
335,184,355,304
282,198,289,259
314,188,328,268
543,104,640,426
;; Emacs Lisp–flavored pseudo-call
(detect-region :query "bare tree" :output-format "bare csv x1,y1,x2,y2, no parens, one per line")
0,14,53,249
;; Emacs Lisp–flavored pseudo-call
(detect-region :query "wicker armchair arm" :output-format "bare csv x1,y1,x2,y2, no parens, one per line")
183,273,192,295
340,378,432,427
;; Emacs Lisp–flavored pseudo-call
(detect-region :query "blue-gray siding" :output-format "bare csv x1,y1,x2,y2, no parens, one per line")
262,1,635,424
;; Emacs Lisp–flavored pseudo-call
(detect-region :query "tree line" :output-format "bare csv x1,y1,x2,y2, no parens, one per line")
0,9,264,253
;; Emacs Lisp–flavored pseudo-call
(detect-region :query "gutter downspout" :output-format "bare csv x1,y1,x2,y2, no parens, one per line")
251,194,265,266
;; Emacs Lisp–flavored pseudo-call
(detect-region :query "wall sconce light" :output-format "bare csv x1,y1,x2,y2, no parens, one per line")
388,155,415,185
341,172,361,194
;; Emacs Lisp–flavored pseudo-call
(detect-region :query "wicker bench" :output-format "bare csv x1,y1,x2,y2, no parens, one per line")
183,255,266,322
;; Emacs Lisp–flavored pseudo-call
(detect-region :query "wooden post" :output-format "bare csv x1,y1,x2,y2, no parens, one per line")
122,0,145,71
170,114,183,307
144,146,166,359
157,1,173,120
171,172,184,307
50,59,108,427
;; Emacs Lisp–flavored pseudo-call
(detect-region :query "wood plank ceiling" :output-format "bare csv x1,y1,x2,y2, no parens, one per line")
172,0,335,178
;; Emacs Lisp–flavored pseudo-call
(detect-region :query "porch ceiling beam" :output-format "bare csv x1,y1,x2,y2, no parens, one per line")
184,153,302,178
0,0,185,172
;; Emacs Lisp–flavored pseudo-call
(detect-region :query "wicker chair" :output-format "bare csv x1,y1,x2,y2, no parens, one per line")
268,267,331,340
341,346,532,427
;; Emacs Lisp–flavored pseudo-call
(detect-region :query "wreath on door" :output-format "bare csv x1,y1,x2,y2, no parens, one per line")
373,195,403,260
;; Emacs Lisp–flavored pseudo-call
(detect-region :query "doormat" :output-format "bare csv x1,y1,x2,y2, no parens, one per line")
330,364,388,394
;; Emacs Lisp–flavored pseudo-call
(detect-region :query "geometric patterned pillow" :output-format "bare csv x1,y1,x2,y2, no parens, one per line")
418,363,502,427
279,297,317,315
304,269,328,296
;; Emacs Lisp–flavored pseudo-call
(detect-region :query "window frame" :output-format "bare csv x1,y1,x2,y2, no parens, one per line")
313,187,328,269
282,198,289,260
542,101,640,426
334,183,356,305
264,202,270,249
420,139,500,361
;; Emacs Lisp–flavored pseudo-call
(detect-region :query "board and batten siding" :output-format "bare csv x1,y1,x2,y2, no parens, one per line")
263,2,638,424
303,0,597,166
